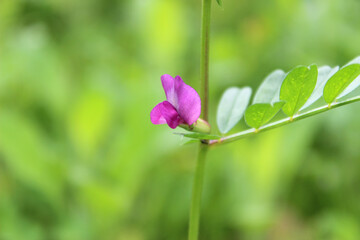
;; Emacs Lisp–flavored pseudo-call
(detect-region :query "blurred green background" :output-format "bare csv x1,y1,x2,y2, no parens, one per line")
1,0,360,239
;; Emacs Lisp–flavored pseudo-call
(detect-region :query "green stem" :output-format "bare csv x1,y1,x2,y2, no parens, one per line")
200,0,212,121
188,143,208,240
188,1,212,239
208,96,360,145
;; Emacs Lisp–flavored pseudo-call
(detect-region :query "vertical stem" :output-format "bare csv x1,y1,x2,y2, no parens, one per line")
188,1,212,239
200,0,211,121
188,143,208,240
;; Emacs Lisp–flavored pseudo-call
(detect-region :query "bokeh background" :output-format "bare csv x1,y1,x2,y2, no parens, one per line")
1,0,360,239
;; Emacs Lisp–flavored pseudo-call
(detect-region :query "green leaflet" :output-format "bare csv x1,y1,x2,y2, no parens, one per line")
246,70,286,130
216,0,222,6
216,87,252,134
338,56,360,99
323,64,360,104
244,102,284,129
253,69,286,104
280,65,318,117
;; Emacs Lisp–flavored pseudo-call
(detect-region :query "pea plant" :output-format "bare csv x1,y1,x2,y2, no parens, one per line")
150,0,360,239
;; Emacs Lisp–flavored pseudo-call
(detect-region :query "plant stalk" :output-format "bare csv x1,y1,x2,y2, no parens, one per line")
200,0,211,121
188,143,208,240
188,0,212,239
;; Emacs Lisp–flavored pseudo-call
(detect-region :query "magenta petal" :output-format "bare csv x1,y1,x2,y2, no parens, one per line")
150,101,183,129
150,102,167,125
160,101,183,129
161,74,178,108
173,76,201,125
161,74,185,109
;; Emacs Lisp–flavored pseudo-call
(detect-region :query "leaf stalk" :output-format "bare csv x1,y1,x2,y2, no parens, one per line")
208,96,360,145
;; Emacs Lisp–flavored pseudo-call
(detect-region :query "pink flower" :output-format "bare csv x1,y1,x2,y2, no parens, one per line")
150,75,201,129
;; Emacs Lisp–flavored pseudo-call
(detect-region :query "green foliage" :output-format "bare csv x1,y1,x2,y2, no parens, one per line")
338,57,360,98
216,87,251,134
209,57,360,138
300,66,339,111
324,64,360,104
216,0,222,7
253,70,286,104
280,65,318,117
244,102,284,129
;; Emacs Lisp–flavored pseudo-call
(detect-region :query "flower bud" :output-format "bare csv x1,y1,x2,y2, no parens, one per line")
179,118,211,133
